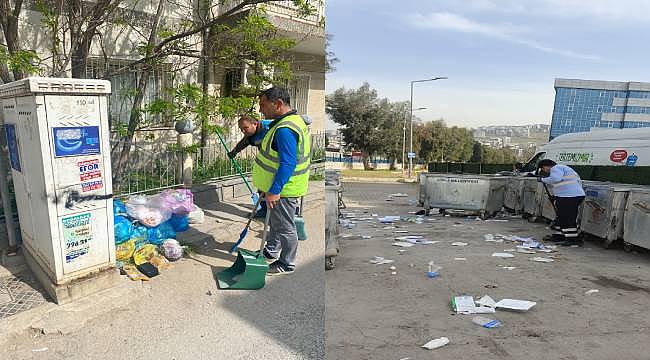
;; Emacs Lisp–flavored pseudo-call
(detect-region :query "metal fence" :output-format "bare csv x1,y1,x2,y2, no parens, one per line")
113,132,326,196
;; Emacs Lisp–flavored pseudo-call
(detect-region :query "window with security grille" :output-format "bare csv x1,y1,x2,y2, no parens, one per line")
85,58,174,129
287,74,310,115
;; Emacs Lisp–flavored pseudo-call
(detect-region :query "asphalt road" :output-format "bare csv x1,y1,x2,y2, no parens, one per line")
326,181,650,360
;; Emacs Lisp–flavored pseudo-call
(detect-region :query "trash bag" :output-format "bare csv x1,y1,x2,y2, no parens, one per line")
114,216,133,245
133,244,158,265
131,225,149,250
147,221,176,245
159,189,194,215
126,194,172,228
160,239,183,261
168,214,189,232
116,239,136,262
188,205,205,224
113,199,128,217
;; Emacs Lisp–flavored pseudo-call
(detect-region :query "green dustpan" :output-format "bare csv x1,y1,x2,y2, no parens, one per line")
218,207,271,290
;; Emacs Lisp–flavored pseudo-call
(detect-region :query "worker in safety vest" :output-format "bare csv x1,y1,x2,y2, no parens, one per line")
253,86,311,274
537,159,585,246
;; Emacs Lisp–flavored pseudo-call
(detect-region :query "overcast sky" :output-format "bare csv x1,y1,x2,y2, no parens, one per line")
325,0,650,129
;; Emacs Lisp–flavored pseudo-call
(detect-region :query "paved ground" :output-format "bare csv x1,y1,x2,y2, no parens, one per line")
0,182,325,360
326,181,650,360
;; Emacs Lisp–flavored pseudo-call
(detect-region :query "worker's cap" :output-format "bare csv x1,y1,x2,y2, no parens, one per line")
537,159,557,168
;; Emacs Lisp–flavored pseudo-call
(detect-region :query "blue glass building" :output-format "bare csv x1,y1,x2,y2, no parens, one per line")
550,79,650,140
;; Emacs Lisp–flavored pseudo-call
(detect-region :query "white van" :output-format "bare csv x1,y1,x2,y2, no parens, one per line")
519,127,650,172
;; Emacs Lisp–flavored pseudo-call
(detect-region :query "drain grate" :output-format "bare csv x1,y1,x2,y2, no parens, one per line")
0,273,49,319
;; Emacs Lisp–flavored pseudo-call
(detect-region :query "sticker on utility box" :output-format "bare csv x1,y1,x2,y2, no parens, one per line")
53,126,101,158
62,213,92,263
81,179,103,192
78,159,101,181
4,124,21,171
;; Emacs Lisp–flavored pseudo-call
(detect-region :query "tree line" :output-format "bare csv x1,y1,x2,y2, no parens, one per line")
326,83,524,169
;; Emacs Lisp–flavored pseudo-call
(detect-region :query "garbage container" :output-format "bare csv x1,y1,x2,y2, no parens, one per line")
503,177,524,213
423,174,506,218
579,182,640,247
325,170,340,270
0,77,117,304
622,188,650,251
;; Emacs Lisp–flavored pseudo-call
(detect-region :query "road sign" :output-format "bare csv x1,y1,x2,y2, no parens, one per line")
407,152,416,159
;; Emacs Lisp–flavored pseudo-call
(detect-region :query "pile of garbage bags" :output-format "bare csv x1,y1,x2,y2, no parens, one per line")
113,189,204,280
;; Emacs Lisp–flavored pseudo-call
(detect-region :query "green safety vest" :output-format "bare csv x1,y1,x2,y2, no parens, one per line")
252,114,311,197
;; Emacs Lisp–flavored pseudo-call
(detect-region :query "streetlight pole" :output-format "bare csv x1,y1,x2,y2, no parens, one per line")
409,76,447,178
403,106,425,174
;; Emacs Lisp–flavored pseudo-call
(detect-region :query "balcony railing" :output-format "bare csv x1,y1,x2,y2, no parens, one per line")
221,0,324,26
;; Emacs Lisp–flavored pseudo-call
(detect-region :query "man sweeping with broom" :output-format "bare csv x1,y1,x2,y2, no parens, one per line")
252,86,311,274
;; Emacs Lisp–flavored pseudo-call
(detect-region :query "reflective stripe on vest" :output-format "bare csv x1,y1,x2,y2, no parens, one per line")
251,114,311,197
553,174,579,189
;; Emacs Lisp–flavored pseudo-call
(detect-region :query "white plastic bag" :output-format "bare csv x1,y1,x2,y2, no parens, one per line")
188,204,205,224
126,194,172,228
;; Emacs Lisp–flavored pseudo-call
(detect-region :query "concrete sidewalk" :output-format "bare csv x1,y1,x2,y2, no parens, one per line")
326,181,650,360
0,182,324,360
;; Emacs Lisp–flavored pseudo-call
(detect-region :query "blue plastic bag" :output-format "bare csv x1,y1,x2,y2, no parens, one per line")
131,225,149,250
114,199,128,217
114,215,133,245
168,214,189,232
147,222,176,245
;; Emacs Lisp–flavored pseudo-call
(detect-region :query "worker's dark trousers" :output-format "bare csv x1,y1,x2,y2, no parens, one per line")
554,196,585,240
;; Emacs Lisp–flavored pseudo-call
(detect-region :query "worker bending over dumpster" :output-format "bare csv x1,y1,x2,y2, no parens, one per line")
538,159,585,246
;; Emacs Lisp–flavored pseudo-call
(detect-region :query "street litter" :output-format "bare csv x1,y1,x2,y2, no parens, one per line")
396,235,423,240
379,216,401,223
492,252,515,258
476,295,497,308
495,299,536,311
516,248,536,254
383,226,396,230
451,242,468,246
502,266,517,270
395,230,409,233
390,193,409,197
427,261,442,278
454,257,467,261
372,213,378,217
452,296,496,314
421,337,450,350
32,348,48,352
370,256,394,265
484,234,494,241
391,271,398,275
585,289,600,295
408,199,418,206
393,241,415,248
503,249,516,252
531,257,554,263
389,265,397,270
361,235,372,239
472,316,502,328
398,249,407,254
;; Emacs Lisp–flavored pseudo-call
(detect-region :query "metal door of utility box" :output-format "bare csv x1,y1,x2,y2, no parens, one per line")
623,189,650,250
0,78,115,301
423,174,506,217
504,177,524,213
581,182,638,246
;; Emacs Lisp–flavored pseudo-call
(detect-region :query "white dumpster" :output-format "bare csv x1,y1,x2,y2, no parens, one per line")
423,174,506,218
0,78,117,304
580,182,641,247
622,189,650,251
325,170,340,270
503,177,524,213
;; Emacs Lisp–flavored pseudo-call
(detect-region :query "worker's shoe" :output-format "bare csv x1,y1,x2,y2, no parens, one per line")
262,248,277,261
267,261,295,275
543,234,565,243
557,239,583,247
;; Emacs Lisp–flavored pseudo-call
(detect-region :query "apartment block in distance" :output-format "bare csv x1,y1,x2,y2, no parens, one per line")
550,78,650,140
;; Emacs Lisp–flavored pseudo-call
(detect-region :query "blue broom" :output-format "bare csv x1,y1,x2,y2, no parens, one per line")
230,195,264,253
